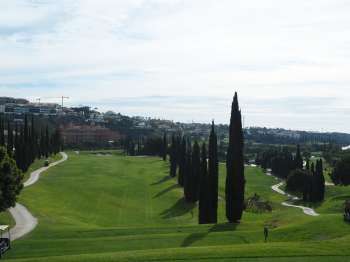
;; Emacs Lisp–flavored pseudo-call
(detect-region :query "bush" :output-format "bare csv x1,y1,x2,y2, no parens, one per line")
286,169,308,192
245,194,272,213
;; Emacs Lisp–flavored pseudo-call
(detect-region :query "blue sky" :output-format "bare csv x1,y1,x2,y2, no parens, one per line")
1,0,350,132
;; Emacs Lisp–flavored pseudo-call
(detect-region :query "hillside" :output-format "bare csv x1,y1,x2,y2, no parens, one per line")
4,152,350,261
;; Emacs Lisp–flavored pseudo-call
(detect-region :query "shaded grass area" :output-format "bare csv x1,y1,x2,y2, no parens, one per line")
4,151,350,261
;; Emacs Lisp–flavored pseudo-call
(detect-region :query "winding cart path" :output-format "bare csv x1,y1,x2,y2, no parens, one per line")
266,169,320,217
8,152,68,240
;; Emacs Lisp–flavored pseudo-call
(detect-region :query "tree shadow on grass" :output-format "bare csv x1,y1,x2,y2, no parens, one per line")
181,232,207,247
181,223,239,247
161,198,196,219
150,176,172,186
153,184,179,198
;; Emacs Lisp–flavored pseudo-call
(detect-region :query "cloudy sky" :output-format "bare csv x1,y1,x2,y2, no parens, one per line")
1,0,350,132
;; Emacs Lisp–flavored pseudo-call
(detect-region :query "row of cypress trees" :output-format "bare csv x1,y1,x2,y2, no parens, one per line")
255,144,304,179
168,122,219,223
303,159,325,202
0,114,62,172
167,92,245,224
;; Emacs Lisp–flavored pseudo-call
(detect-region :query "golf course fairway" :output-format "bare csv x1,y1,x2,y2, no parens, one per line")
3,151,350,261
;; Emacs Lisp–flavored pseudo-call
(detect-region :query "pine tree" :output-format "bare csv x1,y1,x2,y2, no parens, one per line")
199,143,210,224
208,121,219,223
226,92,245,223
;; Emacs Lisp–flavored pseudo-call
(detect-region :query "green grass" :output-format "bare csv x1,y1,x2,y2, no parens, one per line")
22,153,63,181
3,152,350,261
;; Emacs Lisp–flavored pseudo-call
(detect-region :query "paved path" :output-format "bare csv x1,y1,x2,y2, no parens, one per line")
8,152,68,241
266,170,320,217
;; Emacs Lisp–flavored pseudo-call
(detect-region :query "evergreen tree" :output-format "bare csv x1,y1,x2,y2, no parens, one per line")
44,126,50,158
30,117,38,162
184,139,193,202
295,144,303,169
191,141,200,202
208,121,219,223
315,159,325,201
199,143,210,224
0,116,4,146
162,133,167,161
0,146,23,212
7,121,13,157
178,136,186,186
169,135,177,177
39,128,45,159
226,92,245,223
305,159,310,170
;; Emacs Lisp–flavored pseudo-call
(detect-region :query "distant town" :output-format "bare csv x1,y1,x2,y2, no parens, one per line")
1,96,350,150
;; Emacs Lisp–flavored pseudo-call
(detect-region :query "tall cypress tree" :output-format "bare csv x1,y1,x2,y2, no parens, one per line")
169,135,177,177
7,121,14,157
184,139,193,202
162,133,167,161
199,143,210,224
315,159,325,201
225,92,245,223
178,136,186,186
191,141,200,202
0,116,4,146
45,126,50,158
208,121,219,223
295,144,303,169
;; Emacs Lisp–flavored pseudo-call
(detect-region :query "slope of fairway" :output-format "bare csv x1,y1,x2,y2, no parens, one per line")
4,152,350,261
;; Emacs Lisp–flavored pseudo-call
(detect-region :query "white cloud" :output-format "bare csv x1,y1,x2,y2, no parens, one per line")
0,0,350,131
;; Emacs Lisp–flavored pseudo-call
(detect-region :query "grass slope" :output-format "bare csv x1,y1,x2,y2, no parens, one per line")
4,151,350,261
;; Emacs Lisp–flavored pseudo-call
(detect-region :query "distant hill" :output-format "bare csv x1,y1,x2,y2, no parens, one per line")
0,96,29,105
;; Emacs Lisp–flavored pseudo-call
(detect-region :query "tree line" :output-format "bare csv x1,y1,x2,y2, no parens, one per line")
0,114,63,213
287,159,325,202
0,115,63,172
256,144,325,202
168,93,245,224
331,155,350,185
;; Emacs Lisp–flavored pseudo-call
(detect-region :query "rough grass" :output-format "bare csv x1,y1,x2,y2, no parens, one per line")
4,152,350,261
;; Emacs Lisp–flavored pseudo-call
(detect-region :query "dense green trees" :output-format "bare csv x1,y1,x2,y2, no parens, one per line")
256,145,304,179
165,93,247,224
0,114,63,172
286,158,325,202
331,156,350,185
226,93,245,223
0,147,23,212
